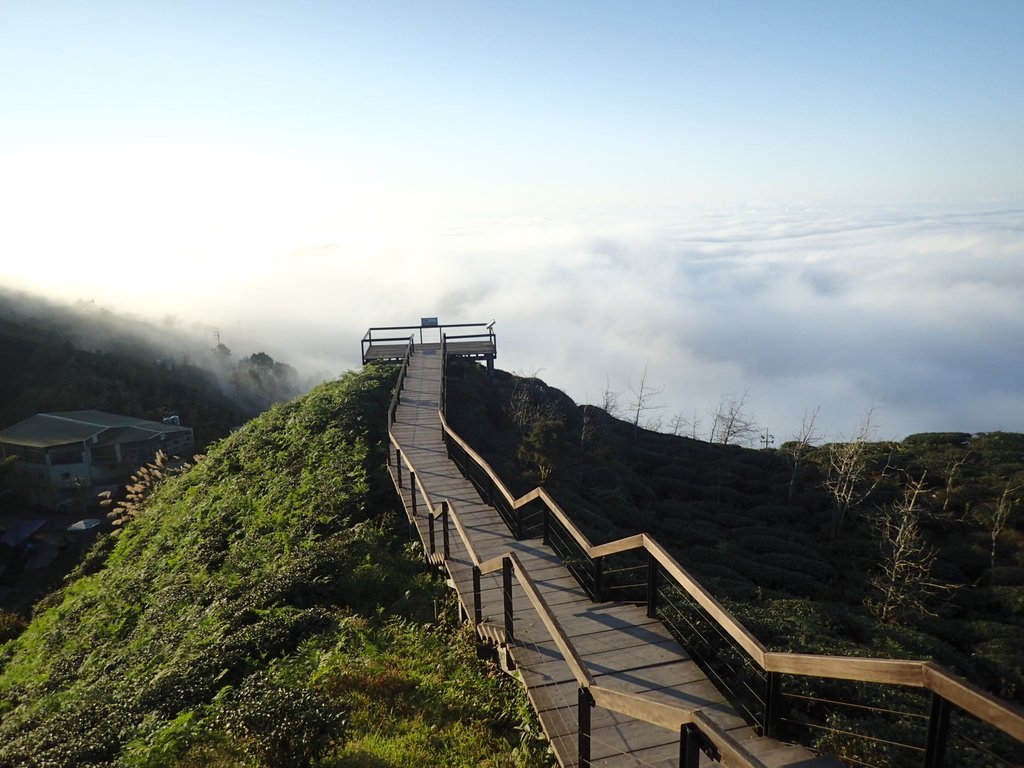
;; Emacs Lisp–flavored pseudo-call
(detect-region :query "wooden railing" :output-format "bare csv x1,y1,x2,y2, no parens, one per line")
389,484,774,764
363,321,494,364
388,337,1024,767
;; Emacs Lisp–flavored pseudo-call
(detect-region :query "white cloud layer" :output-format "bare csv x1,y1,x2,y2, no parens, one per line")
4,204,1022,442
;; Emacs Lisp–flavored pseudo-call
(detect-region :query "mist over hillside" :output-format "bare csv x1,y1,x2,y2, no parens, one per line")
0,286,325,440
6,203,1024,443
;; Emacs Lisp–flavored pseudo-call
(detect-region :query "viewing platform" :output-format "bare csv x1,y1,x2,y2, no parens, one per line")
361,319,496,371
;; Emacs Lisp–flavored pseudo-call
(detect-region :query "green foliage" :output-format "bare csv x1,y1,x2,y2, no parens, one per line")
219,669,347,767
0,366,547,768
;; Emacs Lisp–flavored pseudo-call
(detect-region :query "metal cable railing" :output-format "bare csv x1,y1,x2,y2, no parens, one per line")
543,506,597,599
656,577,768,726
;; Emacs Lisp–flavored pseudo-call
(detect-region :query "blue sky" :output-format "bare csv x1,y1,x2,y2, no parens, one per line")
4,1,1022,207
2,1,1023,440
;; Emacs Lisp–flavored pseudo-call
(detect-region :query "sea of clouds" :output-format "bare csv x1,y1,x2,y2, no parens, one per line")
200,203,1023,443
5,203,1022,443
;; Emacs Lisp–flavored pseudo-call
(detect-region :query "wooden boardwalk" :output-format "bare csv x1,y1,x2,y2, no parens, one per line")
389,346,840,768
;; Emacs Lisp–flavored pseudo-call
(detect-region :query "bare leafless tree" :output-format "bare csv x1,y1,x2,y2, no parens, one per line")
601,376,620,419
506,371,564,483
506,370,559,431
668,408,702,439
708,391,758,446
866,472,953,624
822,406,889,540
781,406,822,503
579,404,598,449
989,480,1022,571
941,452,971,516
628,363,665,440
668,411,686,436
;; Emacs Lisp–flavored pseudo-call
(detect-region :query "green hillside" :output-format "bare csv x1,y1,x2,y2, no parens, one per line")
445,360,1024,706
0,366,546,767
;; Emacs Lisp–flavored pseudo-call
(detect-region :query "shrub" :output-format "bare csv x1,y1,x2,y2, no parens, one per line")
220,671,347,767
989,566,1024,586
0,610,26,644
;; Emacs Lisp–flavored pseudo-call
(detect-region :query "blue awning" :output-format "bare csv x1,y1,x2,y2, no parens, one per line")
0,519,46,546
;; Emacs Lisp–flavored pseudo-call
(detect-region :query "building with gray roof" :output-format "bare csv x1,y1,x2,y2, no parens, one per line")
0,411,194,510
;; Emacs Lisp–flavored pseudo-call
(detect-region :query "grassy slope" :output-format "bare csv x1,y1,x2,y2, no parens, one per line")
0,366,547,768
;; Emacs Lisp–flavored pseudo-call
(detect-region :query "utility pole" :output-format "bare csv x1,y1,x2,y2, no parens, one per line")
761,429,775,449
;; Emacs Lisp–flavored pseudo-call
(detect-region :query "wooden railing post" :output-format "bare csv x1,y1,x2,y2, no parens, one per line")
428,510,435,556
503,556,514,643
396,449,403,488
924,693,951,768
410,471,417,517
472,565,482,626
442,501,450,560
515,503,523,540
592,556,604,602
647,551,659,618
679,723,700,768
763,671,781,738
578,687,593,768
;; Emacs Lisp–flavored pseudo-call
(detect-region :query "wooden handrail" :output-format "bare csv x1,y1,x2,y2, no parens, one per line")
444,331,496,341
407,479,767,765
589,687,770,768
923,663,1024,743
428,499,483,568
432,350,1024,751
439,408,768,661
505,552,595,688
369,322,492,332
439,411,597,553
386,336,414,424
390,433,434,515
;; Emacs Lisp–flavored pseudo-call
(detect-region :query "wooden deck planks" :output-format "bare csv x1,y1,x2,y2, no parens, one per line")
386,348,840,768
